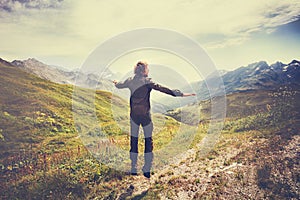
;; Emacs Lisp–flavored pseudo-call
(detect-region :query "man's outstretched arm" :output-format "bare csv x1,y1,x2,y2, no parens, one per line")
182,93,196,97
113,78,130,89
149,80,195,97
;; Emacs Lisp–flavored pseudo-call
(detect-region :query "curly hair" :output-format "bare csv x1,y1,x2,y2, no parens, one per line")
134,61,148,76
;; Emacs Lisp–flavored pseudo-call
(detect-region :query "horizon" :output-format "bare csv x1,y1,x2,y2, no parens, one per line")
1,55,299,88
1,0,300,74
1,55,298,72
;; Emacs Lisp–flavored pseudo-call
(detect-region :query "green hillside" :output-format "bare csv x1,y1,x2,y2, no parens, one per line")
0,62,125,156
167,88,300,123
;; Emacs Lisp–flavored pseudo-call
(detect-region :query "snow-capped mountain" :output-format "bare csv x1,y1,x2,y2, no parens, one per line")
221,60,300,93
165,60,300,108
191,60,300,96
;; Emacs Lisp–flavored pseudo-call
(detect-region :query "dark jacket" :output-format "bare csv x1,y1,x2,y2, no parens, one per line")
115,75,183,116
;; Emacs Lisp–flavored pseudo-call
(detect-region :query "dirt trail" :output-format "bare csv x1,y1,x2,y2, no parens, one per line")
109,129,299,199
114,132,251,199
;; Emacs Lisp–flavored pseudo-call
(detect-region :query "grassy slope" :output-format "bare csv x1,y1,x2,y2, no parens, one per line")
167,88,299,122
0,62,125,157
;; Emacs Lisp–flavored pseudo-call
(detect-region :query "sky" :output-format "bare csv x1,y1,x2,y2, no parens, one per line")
1,0,300,76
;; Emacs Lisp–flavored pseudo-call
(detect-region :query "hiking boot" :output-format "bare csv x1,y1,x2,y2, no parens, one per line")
131,172,138,176
130,167,138,176
143,172,151,178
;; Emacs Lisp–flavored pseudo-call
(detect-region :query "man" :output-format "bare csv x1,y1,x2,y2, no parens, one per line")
113,61,195,178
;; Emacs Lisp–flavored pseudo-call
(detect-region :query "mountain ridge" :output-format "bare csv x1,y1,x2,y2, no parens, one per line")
2,57,300,109
171,59,300,108
7,57,115,91
3,57,299,89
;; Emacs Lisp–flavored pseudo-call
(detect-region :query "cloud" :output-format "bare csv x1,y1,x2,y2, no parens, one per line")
0,0,79,67
68,0,300,47
0,0,72,41
0,0,65,12
204,37,250,50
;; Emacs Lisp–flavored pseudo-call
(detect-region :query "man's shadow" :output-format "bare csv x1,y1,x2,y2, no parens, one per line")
117,184,148,200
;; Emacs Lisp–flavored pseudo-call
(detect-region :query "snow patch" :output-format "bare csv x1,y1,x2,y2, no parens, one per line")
290,62,300,66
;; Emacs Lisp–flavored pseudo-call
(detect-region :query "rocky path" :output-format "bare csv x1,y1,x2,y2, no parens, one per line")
113,131,255,199
100,128,299,200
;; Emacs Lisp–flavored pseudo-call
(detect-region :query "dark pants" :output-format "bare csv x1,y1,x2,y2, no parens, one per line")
130,114,153,173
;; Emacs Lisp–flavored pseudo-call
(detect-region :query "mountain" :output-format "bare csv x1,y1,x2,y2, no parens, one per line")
6,57,300,98
165,60,300,108
10,58,114,91
2,57,190,113
0,57,15,67
204,69,228,79
4,57,300,111
221,60,300,93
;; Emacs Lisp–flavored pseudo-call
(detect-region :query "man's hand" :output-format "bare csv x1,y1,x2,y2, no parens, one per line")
113,80,118,85
182,93,196,97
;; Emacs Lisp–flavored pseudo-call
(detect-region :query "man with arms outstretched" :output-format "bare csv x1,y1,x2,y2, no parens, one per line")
113,61,195,178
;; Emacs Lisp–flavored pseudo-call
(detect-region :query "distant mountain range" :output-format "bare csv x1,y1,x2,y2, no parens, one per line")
170,59,300,108
0,57,173,112
0,57,117,91
1,57,299,109
214,60,300,93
